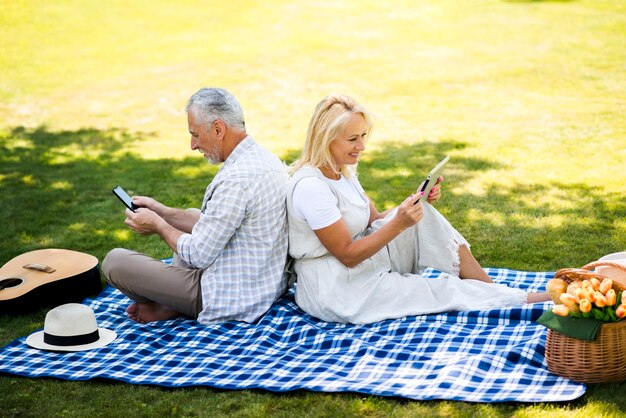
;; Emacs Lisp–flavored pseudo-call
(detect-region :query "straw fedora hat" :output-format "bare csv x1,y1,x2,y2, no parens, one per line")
26,303,117,352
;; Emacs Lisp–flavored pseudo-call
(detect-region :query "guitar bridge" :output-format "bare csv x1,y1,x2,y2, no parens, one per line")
23,263,56,273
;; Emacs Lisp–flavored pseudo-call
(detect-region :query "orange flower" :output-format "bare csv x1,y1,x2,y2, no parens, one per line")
589,277,601,291
559,293,577,307
617,304,626,319
579,299,592,313
599,278,613,294
581,280,593,291
574,288,587,303
552,305,570,317
595,292,606,308
567,282,581,295
606,289,616,306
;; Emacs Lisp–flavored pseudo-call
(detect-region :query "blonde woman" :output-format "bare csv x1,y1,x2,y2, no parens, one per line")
287,94,549,324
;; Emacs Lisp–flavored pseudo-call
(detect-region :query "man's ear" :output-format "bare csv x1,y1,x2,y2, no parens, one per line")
213,120,226,140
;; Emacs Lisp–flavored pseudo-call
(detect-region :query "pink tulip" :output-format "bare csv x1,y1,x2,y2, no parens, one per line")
552,305,570,317
617,304,626,319
579,299,592,313
599,278,613,295
606,289,616,306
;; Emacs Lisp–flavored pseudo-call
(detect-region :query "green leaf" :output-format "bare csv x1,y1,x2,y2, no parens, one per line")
591,308,604,321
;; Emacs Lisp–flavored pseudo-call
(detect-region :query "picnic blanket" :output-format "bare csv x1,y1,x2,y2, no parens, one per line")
0,268,586,402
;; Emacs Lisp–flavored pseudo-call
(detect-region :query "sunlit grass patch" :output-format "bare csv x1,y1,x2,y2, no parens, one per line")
112,229,132,241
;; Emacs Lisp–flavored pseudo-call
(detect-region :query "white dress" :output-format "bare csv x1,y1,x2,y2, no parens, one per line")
287,166,527,324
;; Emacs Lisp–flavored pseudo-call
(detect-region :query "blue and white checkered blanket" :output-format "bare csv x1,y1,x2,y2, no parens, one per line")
0,268,585,402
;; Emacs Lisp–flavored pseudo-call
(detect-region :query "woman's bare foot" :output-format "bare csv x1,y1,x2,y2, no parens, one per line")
126,302,181,323
526,292,551,304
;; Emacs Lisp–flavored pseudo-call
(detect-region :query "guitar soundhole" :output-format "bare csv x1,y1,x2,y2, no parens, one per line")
0,278,24,290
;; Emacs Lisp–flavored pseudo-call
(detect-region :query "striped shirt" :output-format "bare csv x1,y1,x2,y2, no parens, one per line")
177,136,289,324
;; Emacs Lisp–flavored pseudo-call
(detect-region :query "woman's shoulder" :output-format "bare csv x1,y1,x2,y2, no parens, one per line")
291,164,322,178
293,175,334,199
290,165,327,187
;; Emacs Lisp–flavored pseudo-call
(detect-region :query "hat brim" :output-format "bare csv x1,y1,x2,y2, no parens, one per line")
26,328,117,352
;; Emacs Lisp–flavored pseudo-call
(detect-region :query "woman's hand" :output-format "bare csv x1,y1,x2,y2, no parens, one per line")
313,192,423,269
391,193,424,230
426,176,444,204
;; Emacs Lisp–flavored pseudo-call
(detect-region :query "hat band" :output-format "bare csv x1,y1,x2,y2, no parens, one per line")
43,330,100,347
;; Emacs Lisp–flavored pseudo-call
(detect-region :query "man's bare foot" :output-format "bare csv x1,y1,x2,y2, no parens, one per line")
125,301,181,323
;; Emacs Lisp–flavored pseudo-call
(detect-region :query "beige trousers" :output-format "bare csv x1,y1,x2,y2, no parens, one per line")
102,248,204,319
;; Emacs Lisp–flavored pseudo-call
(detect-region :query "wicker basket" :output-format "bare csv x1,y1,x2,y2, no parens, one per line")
553,260,626,290
545,261,626,383
545,320,626,383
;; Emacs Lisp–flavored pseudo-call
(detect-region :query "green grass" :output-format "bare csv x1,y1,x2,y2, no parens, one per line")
1,0,626,416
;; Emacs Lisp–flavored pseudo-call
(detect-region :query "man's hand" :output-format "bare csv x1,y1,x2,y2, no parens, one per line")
130,196,198,233
124,208,165,235
131,196,166,214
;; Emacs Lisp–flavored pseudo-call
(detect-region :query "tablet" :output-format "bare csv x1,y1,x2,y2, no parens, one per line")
415,156,449,204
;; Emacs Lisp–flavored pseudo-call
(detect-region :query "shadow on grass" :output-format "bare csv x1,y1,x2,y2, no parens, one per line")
3,125,624,272
1,125,625,415
276,140,625,271
359,141,625,271
0,125,218,264
0,366,624,416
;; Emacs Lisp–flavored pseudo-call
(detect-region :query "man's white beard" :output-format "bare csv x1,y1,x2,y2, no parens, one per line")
205,143,221,165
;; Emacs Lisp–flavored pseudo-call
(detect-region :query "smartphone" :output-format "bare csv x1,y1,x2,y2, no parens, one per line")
112,186,137,212
414,156,449,205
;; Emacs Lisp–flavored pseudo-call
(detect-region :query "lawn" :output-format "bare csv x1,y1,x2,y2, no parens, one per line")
1,0,625,416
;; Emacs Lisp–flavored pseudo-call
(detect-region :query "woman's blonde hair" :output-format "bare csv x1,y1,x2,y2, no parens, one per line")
290,94,372,177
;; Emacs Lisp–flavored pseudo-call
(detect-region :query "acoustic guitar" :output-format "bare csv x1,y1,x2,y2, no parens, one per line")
0,249,102,313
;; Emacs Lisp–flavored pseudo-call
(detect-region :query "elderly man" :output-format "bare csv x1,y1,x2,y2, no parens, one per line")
103,88,289,324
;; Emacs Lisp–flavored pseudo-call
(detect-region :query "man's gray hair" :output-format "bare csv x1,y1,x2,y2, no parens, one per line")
185,88,245,131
